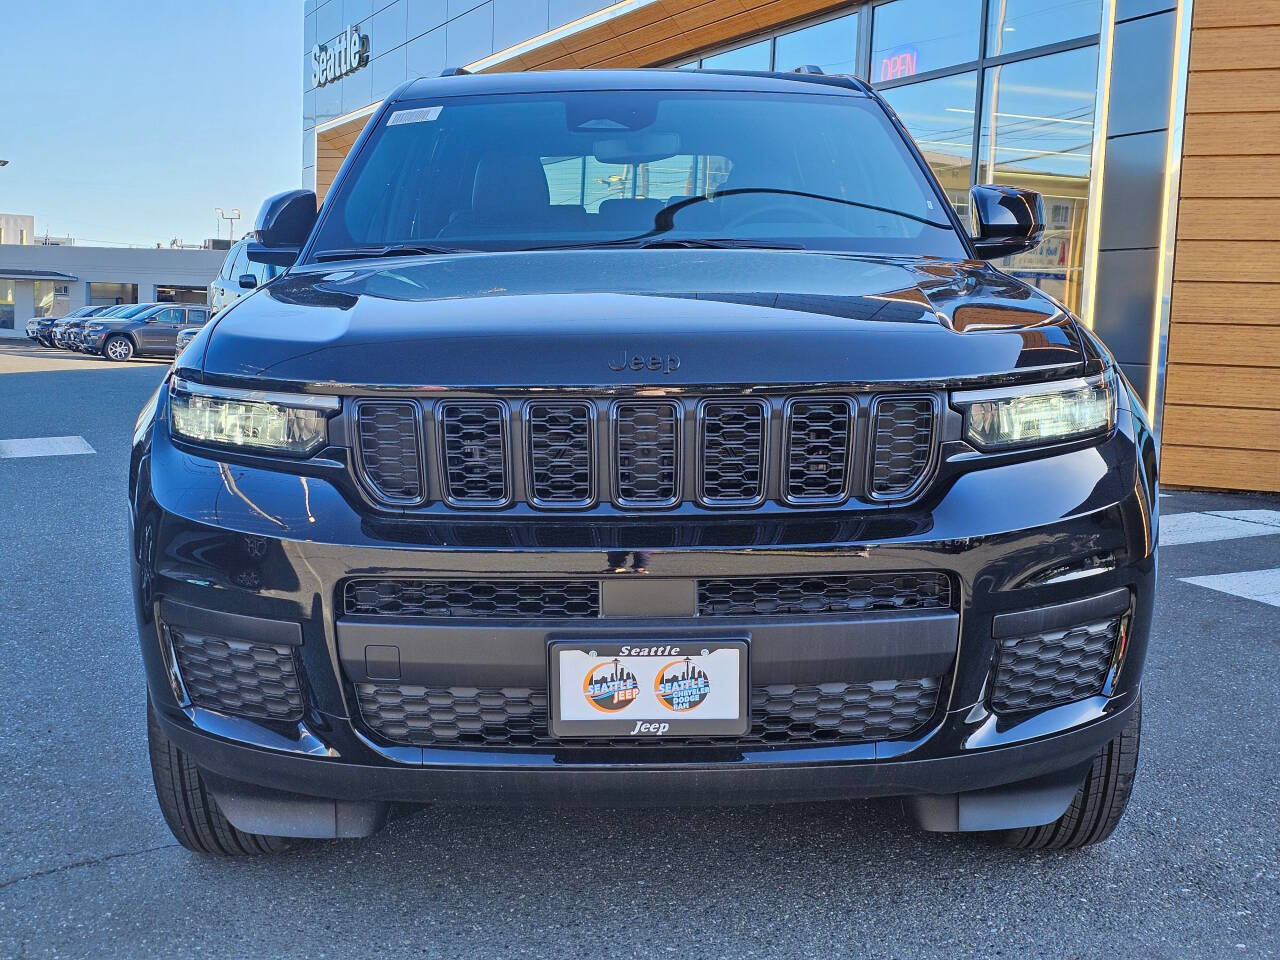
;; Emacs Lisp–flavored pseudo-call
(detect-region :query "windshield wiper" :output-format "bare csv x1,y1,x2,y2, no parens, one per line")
313,243,473,262
529,236,805,252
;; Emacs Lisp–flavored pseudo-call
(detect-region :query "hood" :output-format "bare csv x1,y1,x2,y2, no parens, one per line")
196,250,1086,390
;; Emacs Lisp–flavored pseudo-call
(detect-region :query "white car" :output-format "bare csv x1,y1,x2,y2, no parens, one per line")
208,236,280,314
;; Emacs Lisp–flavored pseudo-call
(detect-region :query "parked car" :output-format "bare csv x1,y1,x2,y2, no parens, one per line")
174,324,204,355
64,302,160,351
133,69,1157,856
208,236,279,314
26,305,111,346
53,303,137,349
83,303,209,361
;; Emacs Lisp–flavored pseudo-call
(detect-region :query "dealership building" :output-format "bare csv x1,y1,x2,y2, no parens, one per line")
0,231,225,336
302,0,1277,492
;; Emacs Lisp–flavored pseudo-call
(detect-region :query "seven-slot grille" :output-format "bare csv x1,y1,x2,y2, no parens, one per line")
439,402,508,506
614,401,679,505
700,400,766,505
355,401,423,503
784,399,853,503
870,396,936,498
527,401,593,506
351,394,936,509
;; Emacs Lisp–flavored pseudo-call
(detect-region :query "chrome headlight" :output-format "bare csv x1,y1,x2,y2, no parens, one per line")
952,372,1115,450
85,323,105,332
169,377,338,456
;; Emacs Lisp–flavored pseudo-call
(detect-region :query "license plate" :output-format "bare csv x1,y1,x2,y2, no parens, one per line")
548,640,748,739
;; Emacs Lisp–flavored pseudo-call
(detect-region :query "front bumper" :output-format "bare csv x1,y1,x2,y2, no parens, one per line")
131,386,1158,817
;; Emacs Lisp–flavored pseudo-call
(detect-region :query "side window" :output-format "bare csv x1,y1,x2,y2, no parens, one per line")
219,243,241,280
230,245,250,279
252,259,276,283
152,308,181,323
188,308,208,324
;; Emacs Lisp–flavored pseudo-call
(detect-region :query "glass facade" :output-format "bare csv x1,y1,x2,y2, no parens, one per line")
676,12,860,74
34,281,57,317
880,72,978,219
674,0,1103,314
871,0,981,80
977,46,1098,311
0,280,13,330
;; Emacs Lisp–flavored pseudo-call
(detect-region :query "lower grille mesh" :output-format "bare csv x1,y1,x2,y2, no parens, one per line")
991,617,1121,713
344,578,601,619
170,628,303,721
698,572,952,617
354,677,941,748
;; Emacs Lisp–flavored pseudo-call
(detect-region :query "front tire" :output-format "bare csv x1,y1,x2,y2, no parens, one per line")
147,701,295,856
103,335,134,362
995,696,1141,850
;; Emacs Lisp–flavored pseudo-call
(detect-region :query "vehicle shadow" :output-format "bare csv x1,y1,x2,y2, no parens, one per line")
166,797,1102,955
0,341,170,373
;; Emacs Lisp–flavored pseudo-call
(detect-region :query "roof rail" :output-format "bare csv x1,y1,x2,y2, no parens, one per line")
792,65,824,74
439,66,471,76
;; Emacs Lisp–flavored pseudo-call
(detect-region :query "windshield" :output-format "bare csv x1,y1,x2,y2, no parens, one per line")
308,88,966,260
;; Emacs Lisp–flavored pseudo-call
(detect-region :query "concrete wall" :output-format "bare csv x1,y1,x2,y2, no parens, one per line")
0,244,225,336
0,214,36,246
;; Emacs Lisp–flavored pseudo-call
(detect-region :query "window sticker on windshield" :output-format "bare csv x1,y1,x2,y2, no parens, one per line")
388,106,442,125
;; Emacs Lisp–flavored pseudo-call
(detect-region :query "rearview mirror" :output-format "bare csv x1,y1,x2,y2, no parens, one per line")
238,274,258,290
247,189,317,267
969,184,1044,259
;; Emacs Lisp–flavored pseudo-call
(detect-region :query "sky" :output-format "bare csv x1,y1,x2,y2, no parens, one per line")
0,0,302,247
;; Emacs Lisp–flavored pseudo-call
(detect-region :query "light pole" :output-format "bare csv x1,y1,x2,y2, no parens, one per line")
215,207,240,245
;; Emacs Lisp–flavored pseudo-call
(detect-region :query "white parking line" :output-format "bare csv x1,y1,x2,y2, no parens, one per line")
1160,510,1280,546
1180,568,1280,608
0,436,96,459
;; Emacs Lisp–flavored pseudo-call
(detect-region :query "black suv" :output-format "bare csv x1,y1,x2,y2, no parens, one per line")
84,302,209,361
131,69,1157,856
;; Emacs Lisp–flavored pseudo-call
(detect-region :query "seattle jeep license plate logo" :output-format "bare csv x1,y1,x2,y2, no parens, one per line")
583,658,640,712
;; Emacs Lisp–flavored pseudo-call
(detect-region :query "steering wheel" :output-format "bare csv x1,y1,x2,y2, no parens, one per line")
721,201,832,228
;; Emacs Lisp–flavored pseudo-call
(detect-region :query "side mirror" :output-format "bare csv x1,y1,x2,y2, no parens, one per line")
238,274,258,290
969,184,1044,259
247,189,316,268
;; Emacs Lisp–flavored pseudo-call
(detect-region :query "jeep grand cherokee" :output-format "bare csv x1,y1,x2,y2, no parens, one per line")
130,68,1157,856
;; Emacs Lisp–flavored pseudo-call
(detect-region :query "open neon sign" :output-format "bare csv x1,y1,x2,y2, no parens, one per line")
878,46,919,82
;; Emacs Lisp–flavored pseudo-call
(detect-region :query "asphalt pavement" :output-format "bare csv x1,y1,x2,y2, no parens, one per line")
0,342,1276,959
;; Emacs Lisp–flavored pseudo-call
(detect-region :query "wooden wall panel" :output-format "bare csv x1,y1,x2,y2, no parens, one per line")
1183,112,1280,155
488,0,848,72
1163,406,1280,449
1163,364,1280,408
1177,199,1280,240
1164,0,1280,490
1161,446,1280,488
